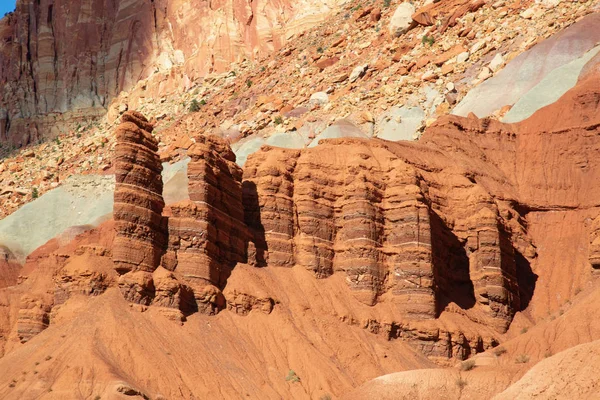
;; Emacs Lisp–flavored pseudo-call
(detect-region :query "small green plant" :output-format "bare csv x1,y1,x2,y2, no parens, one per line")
422,34,435,46
199,99,207,106
383,0,391,7
494,347,507,356
521,327,529,334
32,187,39,199
274,116,283,125
317,46,324,54
54,137,61,145
189,99,201,113
285,369,300,383
460,359,476,371
515,354,530,364
261,66,266,72
246,79,253,88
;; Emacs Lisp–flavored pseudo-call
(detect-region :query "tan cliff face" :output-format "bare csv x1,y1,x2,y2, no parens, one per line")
0,0,343,147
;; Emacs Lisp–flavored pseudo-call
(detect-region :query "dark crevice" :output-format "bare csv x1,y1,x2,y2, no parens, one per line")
429,209,476,316
242,180,267,267
515,249,537,311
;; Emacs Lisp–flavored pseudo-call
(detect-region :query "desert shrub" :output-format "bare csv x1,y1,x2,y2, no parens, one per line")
460,359,476,371
521,327,529,334
285,369,300,383
515,354,530,364
383,0,391,7
32,187,39,199
189,99,201,113
246,79,253,88
274,116,283,125
422,35,435,46
494,347,507,356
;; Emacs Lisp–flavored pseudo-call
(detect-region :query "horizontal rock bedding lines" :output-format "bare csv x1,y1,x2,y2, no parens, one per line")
111,110,528,334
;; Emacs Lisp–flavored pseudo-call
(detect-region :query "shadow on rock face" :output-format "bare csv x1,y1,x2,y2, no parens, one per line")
242,180,267,268
429,210,476,315
516,250,537,311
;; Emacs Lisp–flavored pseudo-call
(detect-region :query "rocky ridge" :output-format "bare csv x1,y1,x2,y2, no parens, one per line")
0,0,596,218
0,0,345,147
0,0,600,399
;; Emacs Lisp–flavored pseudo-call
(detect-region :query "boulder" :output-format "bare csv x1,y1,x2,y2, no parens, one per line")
309,92,330,106
389,3,416,36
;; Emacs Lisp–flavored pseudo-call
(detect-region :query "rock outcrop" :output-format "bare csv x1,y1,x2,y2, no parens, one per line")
163,135,248,313
16,295,50,343
0,0,344,146
0,246,20,289
113,111,166,304
113,114,248,315
242,139,527,331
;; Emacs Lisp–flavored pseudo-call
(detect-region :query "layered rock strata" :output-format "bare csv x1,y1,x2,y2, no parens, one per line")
0,0,343,146
16,295,50,343
242,141,525,329
0,246,21,289
113,111,166,304
163,136,248,313
113,114,248,315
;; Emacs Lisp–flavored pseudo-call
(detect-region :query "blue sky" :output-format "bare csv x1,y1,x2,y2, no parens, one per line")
0,0,16,16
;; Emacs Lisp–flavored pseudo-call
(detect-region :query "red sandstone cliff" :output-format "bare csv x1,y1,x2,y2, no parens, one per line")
0,0,343,146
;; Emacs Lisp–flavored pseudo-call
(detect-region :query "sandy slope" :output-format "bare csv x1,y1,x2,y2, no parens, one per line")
0,262,436,399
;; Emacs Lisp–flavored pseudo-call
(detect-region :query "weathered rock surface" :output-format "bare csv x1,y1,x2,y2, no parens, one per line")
242,137,527,331
0,0,344,146
113,111,166,303
16,295,50,343
163,135,248,313
389,3,416,36
453,13,600,118
0,246,20,288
